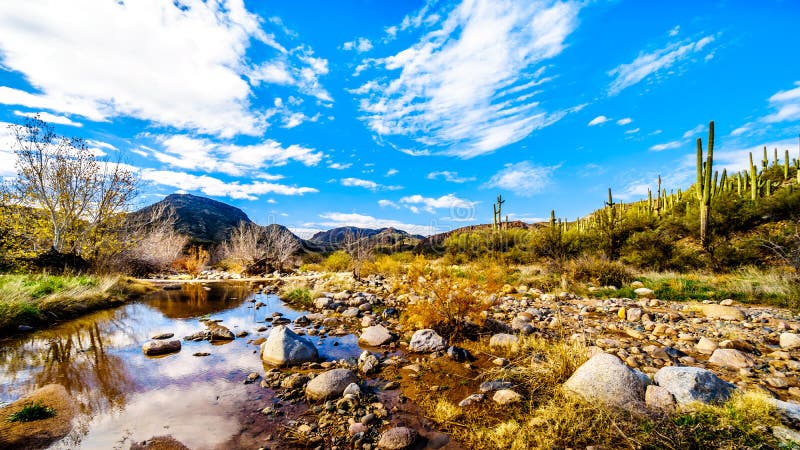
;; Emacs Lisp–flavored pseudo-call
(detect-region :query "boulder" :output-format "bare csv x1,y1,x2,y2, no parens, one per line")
708,348,754,369
0,384,77,449
645,385,675,410
493,389,523,405
563,353,650,409
142,339,181,356
359,325,394,346
207,322,235,341
653,366,734,405
489,333,519,349
695,337,718,355
700,304,745,321
409,329,446,352
634,288,654,298
305,369,358,401
260,326,318,366
377,426,418,450
779,332,800,350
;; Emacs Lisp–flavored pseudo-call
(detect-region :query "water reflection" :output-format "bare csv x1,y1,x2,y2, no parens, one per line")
0,282,364,449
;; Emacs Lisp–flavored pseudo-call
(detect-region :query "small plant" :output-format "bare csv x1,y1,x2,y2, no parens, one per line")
7,400,56,422
282,287,313,308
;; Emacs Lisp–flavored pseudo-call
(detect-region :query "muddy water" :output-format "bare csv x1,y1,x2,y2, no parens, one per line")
0,282,364,449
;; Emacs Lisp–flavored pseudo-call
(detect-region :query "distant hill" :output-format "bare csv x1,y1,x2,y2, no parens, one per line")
130,193,252,244
310,226,424,253
415,220,533,253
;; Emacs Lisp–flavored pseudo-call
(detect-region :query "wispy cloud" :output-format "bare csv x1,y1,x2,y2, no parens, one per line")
327,162,352,170
342,37,373,53
385,168,399,177
340,177,402,192
13,110,82,127
616,117,632,126
649,140,683,151
682,123,706,139
485,161,559,196
588,115,610,126
353,0,583,158
140,169,317,201
764,81,800,123
608,34,716,95
399,194,477,214
427,171,476,183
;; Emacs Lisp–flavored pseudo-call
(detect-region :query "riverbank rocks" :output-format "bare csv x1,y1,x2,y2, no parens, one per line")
0,384,77,449
701,304,745,321
653,366,734,405
305,369,358,401
489,333,519,349
142,339,181,356
377,426,418,450
359,325,394,346
409,329,446,352
709,348,754,369
563,353,650,410
260,325,319,366
780,332,800,350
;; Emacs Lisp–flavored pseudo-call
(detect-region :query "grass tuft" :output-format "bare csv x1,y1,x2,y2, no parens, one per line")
6,401,56,423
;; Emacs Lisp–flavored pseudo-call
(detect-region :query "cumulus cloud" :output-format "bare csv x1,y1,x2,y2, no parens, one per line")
608,34,716,95
353,0,583,158
0,0,329,137
140,169,317,201
485,161,558,196
342,37,373,53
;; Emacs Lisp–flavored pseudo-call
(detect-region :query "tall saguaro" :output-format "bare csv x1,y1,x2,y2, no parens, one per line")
696,121,715,249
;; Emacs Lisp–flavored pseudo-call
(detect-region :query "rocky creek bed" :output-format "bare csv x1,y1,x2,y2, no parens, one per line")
1,274,800,448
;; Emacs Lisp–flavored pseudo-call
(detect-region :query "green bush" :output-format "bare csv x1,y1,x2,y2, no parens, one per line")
282,288,313,307
569,256,631,287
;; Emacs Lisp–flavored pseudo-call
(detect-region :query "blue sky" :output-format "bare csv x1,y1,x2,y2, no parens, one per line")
0,0,798,237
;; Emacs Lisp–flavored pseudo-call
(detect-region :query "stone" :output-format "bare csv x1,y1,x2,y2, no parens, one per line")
708,348,754,369
359,325,394,346
151,332,174,340
446,346,472,362
0,384,77,449
314,297,332,309
480,380,513,393
343,383,361,396
342,307,361,317
244,372,260,384
634,288,655,298
563,353,650,409
720,299,734,306
493,389,523,405
626,308,643,322
207,322,235,341
409,329,447,352
489,333,519,348
645,385,675,410
767,398,800,423
653,366,734,405
773,426,800,446
377,427,418,450
305,369,358,401
130,436,191,450
281,373,310,389
458,393,486,407
358,350,380,374
349,423,368,435
779,332,800,350
142,339,181,356
700,304,745,321
260,325,319,366
695,337,718,355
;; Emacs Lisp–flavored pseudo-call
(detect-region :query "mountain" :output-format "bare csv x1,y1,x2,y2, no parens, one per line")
415,220,533,253
310,226,424,253
130,193,253,244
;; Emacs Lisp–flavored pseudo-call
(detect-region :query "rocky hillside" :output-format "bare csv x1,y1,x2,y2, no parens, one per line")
310,226,424,253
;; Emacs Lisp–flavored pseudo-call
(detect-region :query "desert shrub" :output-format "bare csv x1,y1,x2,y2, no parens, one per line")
621,229,674,271
173,246,209,276
568,256,631,287
322,250,351,272
303,252,324,264
281,287,313,308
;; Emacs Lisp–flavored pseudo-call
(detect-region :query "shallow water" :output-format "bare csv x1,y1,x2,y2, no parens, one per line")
0,282,364,449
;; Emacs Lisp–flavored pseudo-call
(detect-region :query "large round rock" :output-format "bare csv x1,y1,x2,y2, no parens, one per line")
305,369,358,401
563,352,650,410
654,366,734,405
142,339,181,356
0,384,77,449
377,426,418,450
260,325,319,366
359,325,394,346
409,329,446,352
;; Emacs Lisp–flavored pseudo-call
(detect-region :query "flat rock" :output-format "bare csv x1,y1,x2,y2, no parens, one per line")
409,329,446,352
700,304,745,321
653,366,734,405
0,384,77,449
151,332,174,340
359,325,394,346
260,325,318,366
142,339,181,356
305,369,358,401
489,333,519,348
130,435,191,450
708,348,754,369
563,352,650,410
377,426,418,450
779,332,800,350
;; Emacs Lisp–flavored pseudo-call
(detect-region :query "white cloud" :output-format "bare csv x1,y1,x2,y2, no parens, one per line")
588,115,610,126
342,37,373,53
140,169,317,201
378,199,400,209
328,162,352,170
616,117,632,126
608,34,716,95
399,193,477,214
426,171,476,183
13,110,82,127
248,47,332,103
340,177,402,191
730,124,751,136
649,140,683,151
151,135,322,176
385,168,399,176
317,212,435,236
353,0,583,158
485,161,558,196
764,81,800,123
0,0,329,137
669,26,680,37
625,128,640,134
682,123,705,139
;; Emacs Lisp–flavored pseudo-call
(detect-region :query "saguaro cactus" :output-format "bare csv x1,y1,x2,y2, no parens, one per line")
696,121,714,249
